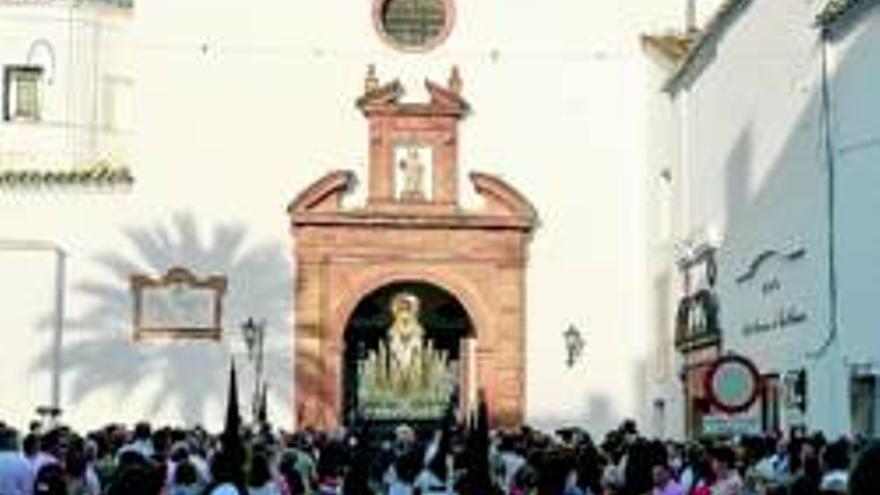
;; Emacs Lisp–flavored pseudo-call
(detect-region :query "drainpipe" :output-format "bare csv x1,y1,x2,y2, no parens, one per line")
685,0,698,33
0,240,67,414
807,27,839,360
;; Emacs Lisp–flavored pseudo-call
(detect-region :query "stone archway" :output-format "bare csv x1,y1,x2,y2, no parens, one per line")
289,69,537,430
341,280,475,427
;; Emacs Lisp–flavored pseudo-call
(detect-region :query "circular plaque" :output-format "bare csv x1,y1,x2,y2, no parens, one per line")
704,354,762,414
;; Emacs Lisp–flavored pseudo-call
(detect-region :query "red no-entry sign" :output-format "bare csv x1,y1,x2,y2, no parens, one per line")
704,354,762,414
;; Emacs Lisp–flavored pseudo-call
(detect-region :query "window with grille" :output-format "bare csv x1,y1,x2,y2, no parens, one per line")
378,0,450,50
3,66,43,122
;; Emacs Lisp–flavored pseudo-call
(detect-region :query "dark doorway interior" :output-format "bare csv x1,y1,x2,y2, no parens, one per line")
342,280,474,428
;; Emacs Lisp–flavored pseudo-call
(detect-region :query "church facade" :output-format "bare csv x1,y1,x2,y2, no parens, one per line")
0,0,671,433
290,67,536,429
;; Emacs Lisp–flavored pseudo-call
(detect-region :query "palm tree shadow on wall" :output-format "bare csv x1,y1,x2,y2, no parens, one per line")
32,213,294,427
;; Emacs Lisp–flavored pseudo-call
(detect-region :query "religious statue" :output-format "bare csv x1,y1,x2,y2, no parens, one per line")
358,292,454,420
398,148,427,200
387,293,425,392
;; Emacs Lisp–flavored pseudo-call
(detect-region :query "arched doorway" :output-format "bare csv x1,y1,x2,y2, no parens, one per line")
342,280,474,428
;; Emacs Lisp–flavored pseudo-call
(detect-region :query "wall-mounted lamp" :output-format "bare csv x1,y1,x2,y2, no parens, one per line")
563,325,585,368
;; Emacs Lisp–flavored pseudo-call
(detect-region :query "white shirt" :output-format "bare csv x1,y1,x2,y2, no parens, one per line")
388,481,413,495
30,452,58,475
0,451,35,495
249,483,282,495
210,483,241,495
415,470,449,495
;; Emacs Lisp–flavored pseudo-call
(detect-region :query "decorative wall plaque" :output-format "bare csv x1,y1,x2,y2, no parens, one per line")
131,267,227,340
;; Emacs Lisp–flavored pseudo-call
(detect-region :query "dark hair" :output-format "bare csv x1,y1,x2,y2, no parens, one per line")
0,426,19,451
393,450,421,484
710,445,736,468
106,463,165,495
174,460,199,486
23,433,40,457
41,429,64,454
210,451,245,487
849,441,880,495
34,464,68,495
134,422,151,440
821,438,849,472
279,452,306,495
248,453,273,487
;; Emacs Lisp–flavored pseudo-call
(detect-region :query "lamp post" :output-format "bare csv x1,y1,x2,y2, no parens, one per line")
241,317,266,424
563,324,585,368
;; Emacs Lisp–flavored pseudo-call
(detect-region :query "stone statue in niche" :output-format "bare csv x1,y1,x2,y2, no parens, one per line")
397,147,429,201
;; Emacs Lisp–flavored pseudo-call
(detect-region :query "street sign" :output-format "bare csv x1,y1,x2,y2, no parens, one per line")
702,414,761,436
705,354,762,414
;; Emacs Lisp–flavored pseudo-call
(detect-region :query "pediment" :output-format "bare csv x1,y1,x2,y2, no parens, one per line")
470,172,538,227
288,170,355,215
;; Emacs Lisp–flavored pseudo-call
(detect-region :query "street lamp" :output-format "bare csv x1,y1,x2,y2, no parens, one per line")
563,324,585,368
241,317,267,424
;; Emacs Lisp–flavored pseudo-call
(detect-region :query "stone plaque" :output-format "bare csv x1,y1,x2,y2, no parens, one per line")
131,267,227,340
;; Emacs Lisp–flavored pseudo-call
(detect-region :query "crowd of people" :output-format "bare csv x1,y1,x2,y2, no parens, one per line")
0,417,877,495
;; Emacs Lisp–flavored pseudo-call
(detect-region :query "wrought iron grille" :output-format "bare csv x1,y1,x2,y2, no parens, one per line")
381,0,446,48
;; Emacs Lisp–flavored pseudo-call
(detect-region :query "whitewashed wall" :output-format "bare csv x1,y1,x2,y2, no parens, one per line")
0,0,693,434
654,0,880,436
643,46,685,439
831,5,880,376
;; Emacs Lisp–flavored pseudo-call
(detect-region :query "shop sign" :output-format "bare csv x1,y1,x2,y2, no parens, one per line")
736,248,809,337
702,414,761,436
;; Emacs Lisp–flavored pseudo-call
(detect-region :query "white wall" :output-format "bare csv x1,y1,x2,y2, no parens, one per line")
0,2,133,169
0,0,687,434
0,251,57,428
653,0,880,436
831,4,880,373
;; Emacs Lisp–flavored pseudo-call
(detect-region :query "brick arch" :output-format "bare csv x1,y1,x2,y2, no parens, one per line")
329,267,492,346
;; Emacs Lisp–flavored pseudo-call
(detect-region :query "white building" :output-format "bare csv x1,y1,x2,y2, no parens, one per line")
0,0,692,433
644,0,880,438
0,0,133,172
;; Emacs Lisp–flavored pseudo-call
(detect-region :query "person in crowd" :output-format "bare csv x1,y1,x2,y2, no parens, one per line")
708,446,742,495
169,459,203,495
33,464,68,495
652,461,684,495
817,438,849,494
574,436,603,495
414,444,451,495
344,434,372,495
847,441,880,495
116,422,155,461
789,437,822,495
248,452,283,495
32,428,66,475
23,433,40,463
205,451,247,495
105,461,165,495
387,447,421,495
0,426,35,495
3,416,880,495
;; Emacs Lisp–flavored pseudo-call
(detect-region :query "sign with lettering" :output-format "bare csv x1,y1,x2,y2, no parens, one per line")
702,414,761,436
736,248,809,337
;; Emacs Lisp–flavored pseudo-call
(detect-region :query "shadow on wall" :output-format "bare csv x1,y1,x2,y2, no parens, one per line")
32,213,293,427
710,11,877,402
526,393,622,439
